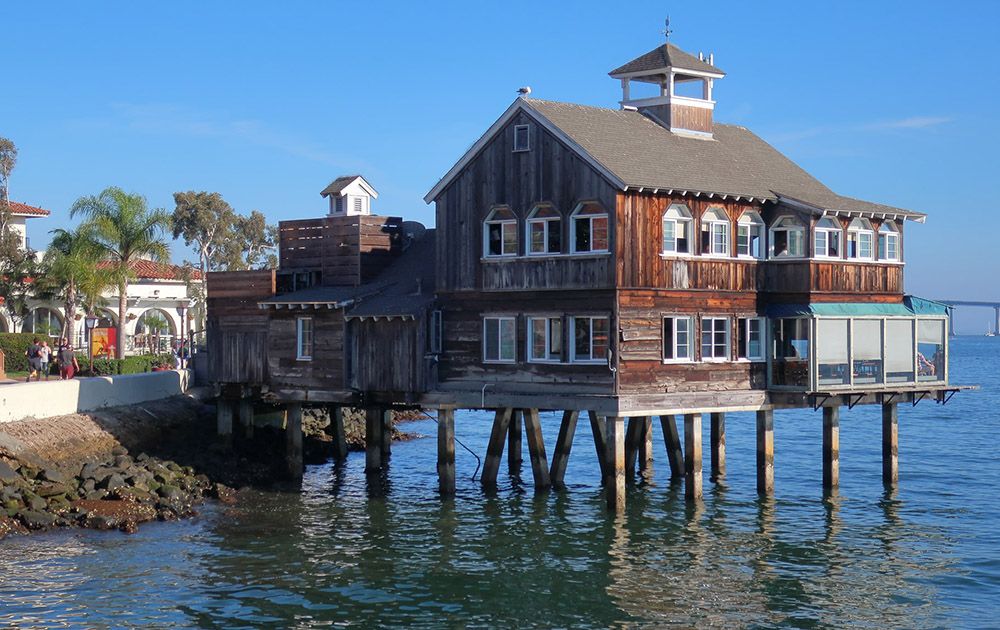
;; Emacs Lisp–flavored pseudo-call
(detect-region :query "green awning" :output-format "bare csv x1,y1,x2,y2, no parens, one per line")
767,296,948,319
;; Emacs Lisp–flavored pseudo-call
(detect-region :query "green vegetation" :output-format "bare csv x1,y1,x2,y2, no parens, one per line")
0,332,39,372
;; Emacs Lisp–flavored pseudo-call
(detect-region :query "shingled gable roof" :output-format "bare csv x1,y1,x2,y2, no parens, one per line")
320,175,378,198
609,43,724,77
423,98,924,222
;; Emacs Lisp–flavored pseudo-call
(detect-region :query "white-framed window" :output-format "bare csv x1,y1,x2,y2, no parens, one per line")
296,317,313,361
483,207,518,257
526,205,561,255
527,316,563,362
662,203,693,254
770,216,805,258
662,316,693,362
571,316,609,363
737,317,765,361
737,211,764,259
814,217,842,258
513,124,530,152
700,207,730,256
483,316,516,363
429,310,443,354
570,202,609,253
335,197,345,213
878,221,900,262
847,218,875,260
701,317,730,361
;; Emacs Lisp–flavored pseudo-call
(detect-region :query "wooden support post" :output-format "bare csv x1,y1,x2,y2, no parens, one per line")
239,399,254,440
329,406,348,460
481,408,512,489
638,417,653,480
508,410,523,476
605,416,626,512
684,413,702,501
660,415,684,481
710,412,725,482
437,409,456,496
589,411,611,484
549,410,580,489
285,402,303,479
624,417,643,480
756,409,774,496
823,406,840,491
523,409,551,490
365,406,383,474
216,399,233,441
380,408,393,459
882,402,898,487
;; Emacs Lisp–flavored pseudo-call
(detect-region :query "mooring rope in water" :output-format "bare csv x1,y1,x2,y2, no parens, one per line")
418,411,482,482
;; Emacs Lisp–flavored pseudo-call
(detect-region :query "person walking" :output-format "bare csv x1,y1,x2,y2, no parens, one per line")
57,341,78,380
38,341,52,381
24,338,41,382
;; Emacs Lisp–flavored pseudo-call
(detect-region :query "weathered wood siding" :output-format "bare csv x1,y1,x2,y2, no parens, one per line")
347,317,429,395
433,110,618,293
205,270,275,384
764,262,903,297
279,215,402,286
267,311,344,391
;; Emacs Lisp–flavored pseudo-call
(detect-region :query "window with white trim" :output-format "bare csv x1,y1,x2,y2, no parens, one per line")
483,317,516,363
770,216,805,258
737,317,765,361
662,316,693,361
700,207,730,256
526,205,561,255
484,207,518,257
662,203,693,254
513,124,530,152
335,197,344,213
814,217,842,258
701,317,730,361
847,218,874,260
571,316,609,363
528,316,563,362
737,211,764,258
296,317,313,361
571,202,609,253
878,221,900,261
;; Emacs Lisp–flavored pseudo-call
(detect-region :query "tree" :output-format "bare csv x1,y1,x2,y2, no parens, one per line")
71,187,171,358
0,136,33,331
0,136,16,204
171,191,235,279
37,225,112,347
219,210,278,270
140,312,169,354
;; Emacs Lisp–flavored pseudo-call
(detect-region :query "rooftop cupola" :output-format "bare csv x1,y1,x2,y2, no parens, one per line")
609,38,725,138
320,174,378,216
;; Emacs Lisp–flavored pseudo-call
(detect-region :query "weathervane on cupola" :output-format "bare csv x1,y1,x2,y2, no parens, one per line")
662,16,673,41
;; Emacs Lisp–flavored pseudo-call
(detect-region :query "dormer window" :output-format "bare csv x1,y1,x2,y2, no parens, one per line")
662,204,692,254
700,207,730,256
770,216,805,258
526,205,561,255
737,211,764,259
571,202,608,253
878,222,901,262
847,218,875,260
513,124,530,152
814,217,842,258
483,207,518,257
335,197,345,214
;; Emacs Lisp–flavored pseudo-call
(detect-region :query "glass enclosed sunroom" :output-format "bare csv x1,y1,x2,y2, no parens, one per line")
768,297,948,392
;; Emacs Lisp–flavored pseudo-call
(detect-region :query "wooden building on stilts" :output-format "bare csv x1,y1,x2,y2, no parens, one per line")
207,39,970,511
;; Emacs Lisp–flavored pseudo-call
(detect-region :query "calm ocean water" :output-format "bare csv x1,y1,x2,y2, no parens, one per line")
0,337,997,628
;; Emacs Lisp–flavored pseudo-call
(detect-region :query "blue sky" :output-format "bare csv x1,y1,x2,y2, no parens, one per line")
4,1,998,332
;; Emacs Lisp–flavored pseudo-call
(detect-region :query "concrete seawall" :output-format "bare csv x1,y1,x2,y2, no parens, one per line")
0,370,192,424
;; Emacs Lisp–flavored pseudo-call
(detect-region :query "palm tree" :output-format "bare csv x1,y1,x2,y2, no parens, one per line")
71,187,171,358
141,312,169,354
39,225,105,347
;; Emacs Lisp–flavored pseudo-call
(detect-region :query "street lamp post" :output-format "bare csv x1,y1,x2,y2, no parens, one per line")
84,315,99,374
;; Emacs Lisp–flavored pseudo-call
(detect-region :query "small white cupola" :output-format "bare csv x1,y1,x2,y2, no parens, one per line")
320,174,379,216
609,36,725,138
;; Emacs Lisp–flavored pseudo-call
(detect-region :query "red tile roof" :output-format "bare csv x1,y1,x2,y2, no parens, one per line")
98,259,203,281
5,201,51,217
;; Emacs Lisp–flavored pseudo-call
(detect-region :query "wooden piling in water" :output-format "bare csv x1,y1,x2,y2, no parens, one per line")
437,409,456,496
508,410,523,476
659,415,684,482
379,408,393,458
549,410,579,489
638,417,653,480
329,406,348,460
365,406,383,474
882,402,898,487
216,399,233,442
756,409,774,496
285,402,303,479
710,412,725,482
589,411,611,484
624,417,643,480
823,406,840,491
605,416,626,512
239,399,254,440
523,409,551,490
481,408,512,489
684,413,702,501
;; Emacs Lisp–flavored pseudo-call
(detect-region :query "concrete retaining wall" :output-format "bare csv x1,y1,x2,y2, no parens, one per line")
0,370,192,424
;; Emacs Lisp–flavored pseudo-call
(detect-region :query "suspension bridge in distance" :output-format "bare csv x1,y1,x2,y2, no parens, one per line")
936,300,1000,336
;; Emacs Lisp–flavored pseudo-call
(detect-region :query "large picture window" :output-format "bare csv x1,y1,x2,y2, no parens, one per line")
528,316,563,362
814,217,842,258
816,318,850,386
484,207,518,257
662,316,693,361
771,318,810,387
571,203,608,253
296,317,313,361
700,207,730,256
917,319,945,382
847,218,875,260
662,204,693,254
737,317,765,361
852,319,883,384
770,216,805,258
571,316,609,363
878,222,900,262
483,317,516,363
737,211,764,258
526,205,561,255
701,317,730,361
